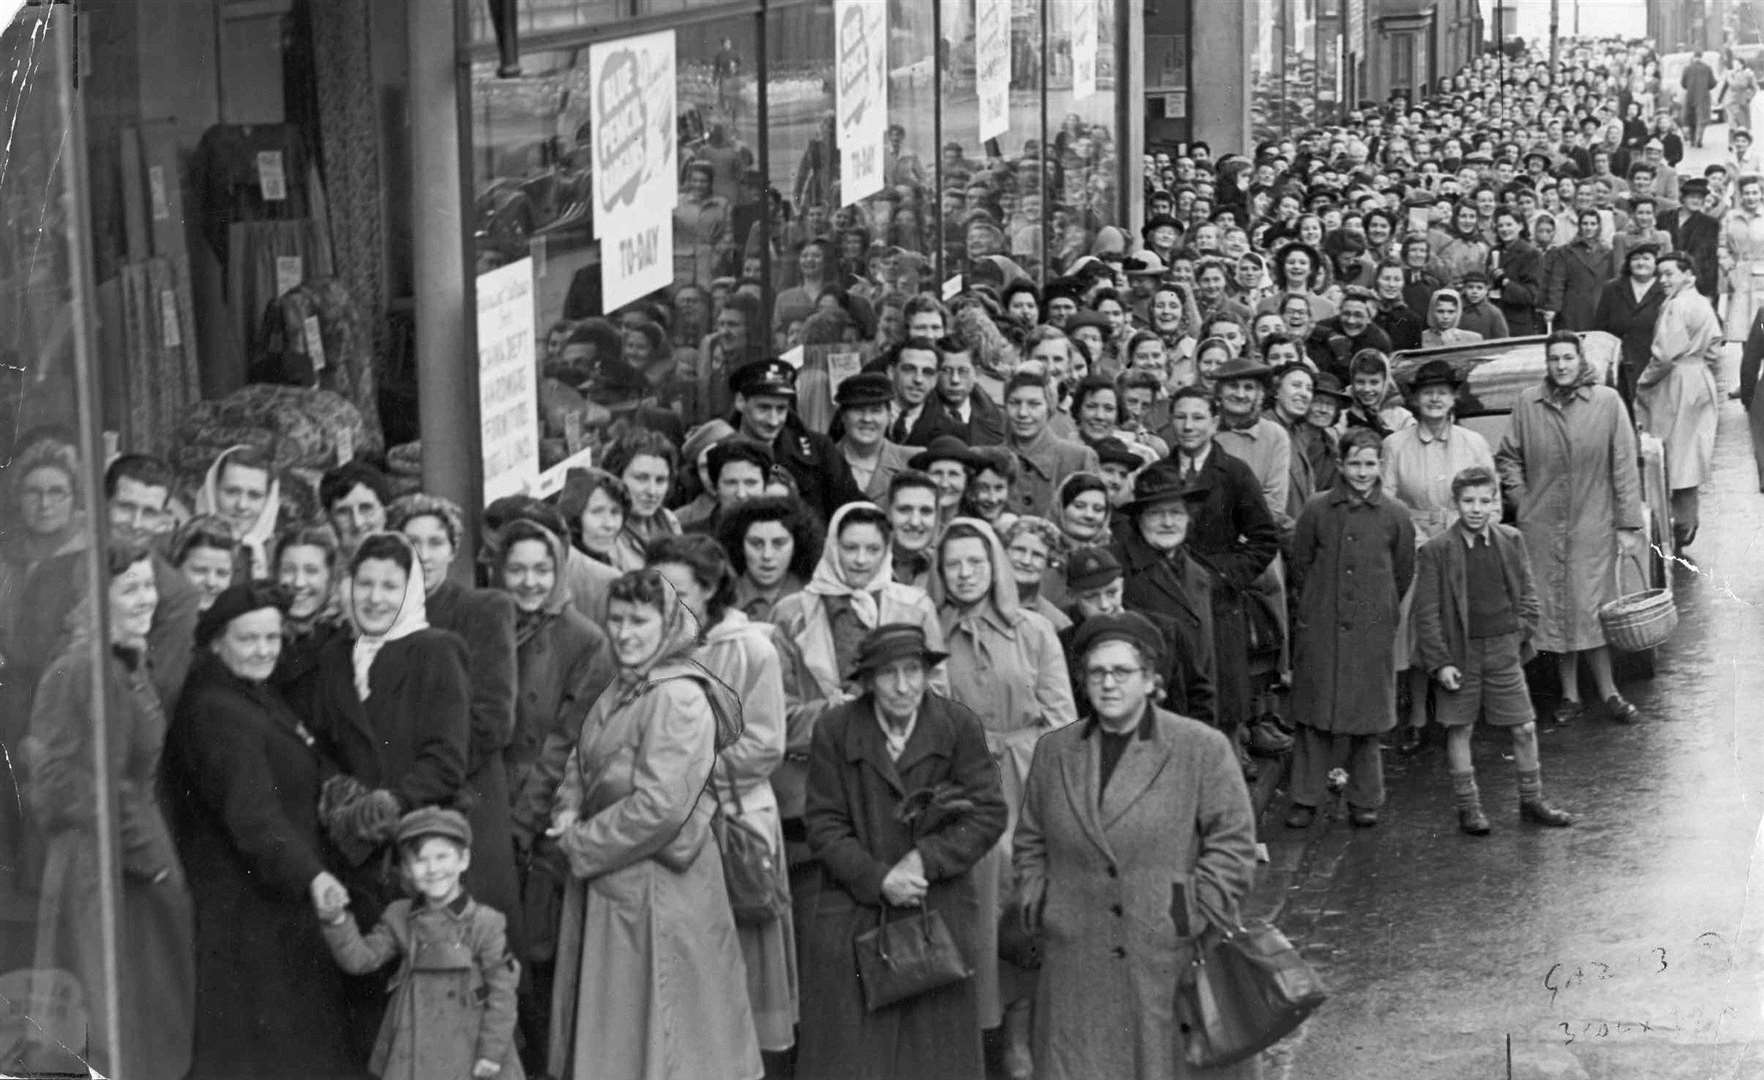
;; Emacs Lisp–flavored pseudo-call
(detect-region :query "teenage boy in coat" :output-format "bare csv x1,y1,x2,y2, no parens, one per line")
1413,466,1574,836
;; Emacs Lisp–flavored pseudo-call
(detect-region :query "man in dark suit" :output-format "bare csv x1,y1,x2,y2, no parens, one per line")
1683,51,1717,148
885,337,966,447
931,337,1006,446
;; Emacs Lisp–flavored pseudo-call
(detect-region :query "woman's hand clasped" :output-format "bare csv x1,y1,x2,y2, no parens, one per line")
881,849,928,907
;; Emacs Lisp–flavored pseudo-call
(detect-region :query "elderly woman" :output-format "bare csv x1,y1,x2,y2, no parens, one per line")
25,542,195,1080
167,583,357,1080
1496,331,1646,725
545,569,761,1080
935,518,1078,1077
603,430,683,571
1013,611,1258,1080
798,623,1007,1080
1382,360,1496,747
388,494,521,928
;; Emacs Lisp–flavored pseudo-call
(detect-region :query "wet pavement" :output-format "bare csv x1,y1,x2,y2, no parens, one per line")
1254,314,1764,1075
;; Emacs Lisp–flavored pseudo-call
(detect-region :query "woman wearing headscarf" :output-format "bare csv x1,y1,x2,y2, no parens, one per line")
798,623,1007,1080
934,517,1078,1078
167,582,359,1079
545,569,761,1080
647,534,797,1070
308,532,471,1050
1013,611,1258,1080
388,494,521,931
1422,287,1484,348
23,541,195,1080
194,444,282,581
1496,332,1646,726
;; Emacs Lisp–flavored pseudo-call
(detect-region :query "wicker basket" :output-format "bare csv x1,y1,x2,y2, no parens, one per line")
1598,588,1678,653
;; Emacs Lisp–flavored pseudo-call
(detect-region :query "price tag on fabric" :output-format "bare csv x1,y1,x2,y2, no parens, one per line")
336,427,355,466
148,166,170,221
257,151,288,201
159,289,181,348
303,314,326,372
275,256,304,297
827,349,863,396
564,411,585,454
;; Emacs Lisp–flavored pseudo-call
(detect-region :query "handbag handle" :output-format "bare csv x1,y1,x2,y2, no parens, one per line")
871,903,936,967
714,757,747,818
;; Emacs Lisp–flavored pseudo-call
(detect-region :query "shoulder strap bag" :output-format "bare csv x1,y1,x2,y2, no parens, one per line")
1175,884,1328,1068
711,760,789,926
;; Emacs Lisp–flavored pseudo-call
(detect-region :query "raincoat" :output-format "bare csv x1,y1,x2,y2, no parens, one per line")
698,608,798,1051
546,592,761,1080
935,518,1078,1024
1720,203,1764,339
1496,369,1644,652
1638,285,1722,489
1012,706,1258,1080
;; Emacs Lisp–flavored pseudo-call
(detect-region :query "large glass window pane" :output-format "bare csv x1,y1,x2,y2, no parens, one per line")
1285,0,1320,132
1,5,125,1077
885,0,940,308
765,3,838,351
1047,0,1120,276
1248,0,1283,144
468,16,759,445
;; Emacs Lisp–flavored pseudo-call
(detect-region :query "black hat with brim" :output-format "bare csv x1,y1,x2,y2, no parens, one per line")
1119,460,1210,516
730,359,798,398
908,435,983,472
847,623,950,681
1407,358,1464,392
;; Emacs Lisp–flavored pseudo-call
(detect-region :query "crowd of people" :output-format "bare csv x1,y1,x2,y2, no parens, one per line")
0,30,1756,1080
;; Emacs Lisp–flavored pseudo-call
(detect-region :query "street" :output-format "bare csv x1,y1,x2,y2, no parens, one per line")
1259,126,1764,1080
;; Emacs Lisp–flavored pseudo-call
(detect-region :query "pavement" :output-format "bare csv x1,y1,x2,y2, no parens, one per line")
1246,133,1764,1077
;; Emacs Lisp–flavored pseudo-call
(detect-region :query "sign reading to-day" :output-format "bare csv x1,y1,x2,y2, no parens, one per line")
476,257,540,501
836,0,888,205
590,30,678,311
975,0,1010,141
1071,0,1097,101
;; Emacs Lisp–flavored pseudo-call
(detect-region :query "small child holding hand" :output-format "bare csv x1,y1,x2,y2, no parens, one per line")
316,807,525,1080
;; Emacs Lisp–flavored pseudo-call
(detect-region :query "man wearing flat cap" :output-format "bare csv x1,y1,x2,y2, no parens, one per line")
797,623,1006,1080
729,358,863,523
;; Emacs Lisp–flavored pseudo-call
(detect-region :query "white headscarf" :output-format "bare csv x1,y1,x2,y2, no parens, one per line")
342,532,429,701
804,502,890,627
195,444,282,580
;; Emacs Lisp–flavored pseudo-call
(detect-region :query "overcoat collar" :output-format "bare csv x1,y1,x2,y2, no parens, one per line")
841,694,957,797
1058,706,1177,854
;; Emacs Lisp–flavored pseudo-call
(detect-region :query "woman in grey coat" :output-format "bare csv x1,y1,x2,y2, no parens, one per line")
1014,612,1259,1080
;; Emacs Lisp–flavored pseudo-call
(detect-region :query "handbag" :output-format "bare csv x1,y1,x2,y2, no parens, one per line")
852,905,972,1012
1175,889,1327,1068
711,762,789,927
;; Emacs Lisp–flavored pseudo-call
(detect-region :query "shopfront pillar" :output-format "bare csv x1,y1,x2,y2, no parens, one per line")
408,0,480,570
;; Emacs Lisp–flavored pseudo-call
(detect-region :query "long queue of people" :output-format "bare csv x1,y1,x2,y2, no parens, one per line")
0,33,1737,1080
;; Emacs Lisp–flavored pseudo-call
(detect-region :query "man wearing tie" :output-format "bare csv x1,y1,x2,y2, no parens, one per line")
886,337,965,447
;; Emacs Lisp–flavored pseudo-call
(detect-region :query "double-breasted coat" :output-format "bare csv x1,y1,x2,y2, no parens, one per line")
546,661,763,1080
1496,379,1644,652
1289,486,1417,735
1492,237,1546,336
798,693,1007,1080
1639,286,1723,489
1012,707,1259,1080
1592,275,1666,402
1006,427,1103,520
1107,526,1218,725
166,654,360,1079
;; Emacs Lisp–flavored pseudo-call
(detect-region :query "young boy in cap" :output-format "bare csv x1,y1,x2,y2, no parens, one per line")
1413,466,1573,836
317,807,524,1079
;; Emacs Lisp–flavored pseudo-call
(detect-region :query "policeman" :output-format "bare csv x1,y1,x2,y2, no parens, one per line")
728,358,863,523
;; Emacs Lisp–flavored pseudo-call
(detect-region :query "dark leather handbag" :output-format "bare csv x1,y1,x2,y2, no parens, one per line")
1176,892,1328,1068
711,763,789,926
853,905,971,1012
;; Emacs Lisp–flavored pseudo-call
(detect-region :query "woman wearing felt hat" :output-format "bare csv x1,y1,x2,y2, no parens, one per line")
1381,359,1496,750
797,623,1007,1080
1013,610,1257,1080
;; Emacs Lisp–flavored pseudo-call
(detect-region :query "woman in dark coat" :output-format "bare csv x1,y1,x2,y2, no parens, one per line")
1491,207,1546,336
310,532,472,1053
23,542,194,1080
388,494,521,937
167,583,361,1079
1592,242,1667,408
268,524,347,719
799,623,1008,1080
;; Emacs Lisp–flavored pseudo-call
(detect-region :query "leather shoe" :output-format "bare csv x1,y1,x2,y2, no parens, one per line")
1349,807,1379,828
1284,803,1316,829
1551,699,1583,725
1247,718,1294,757
1397,724,1425,755
1459,806,1491,836
1604,695,1639,724
1520,799,1574,827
